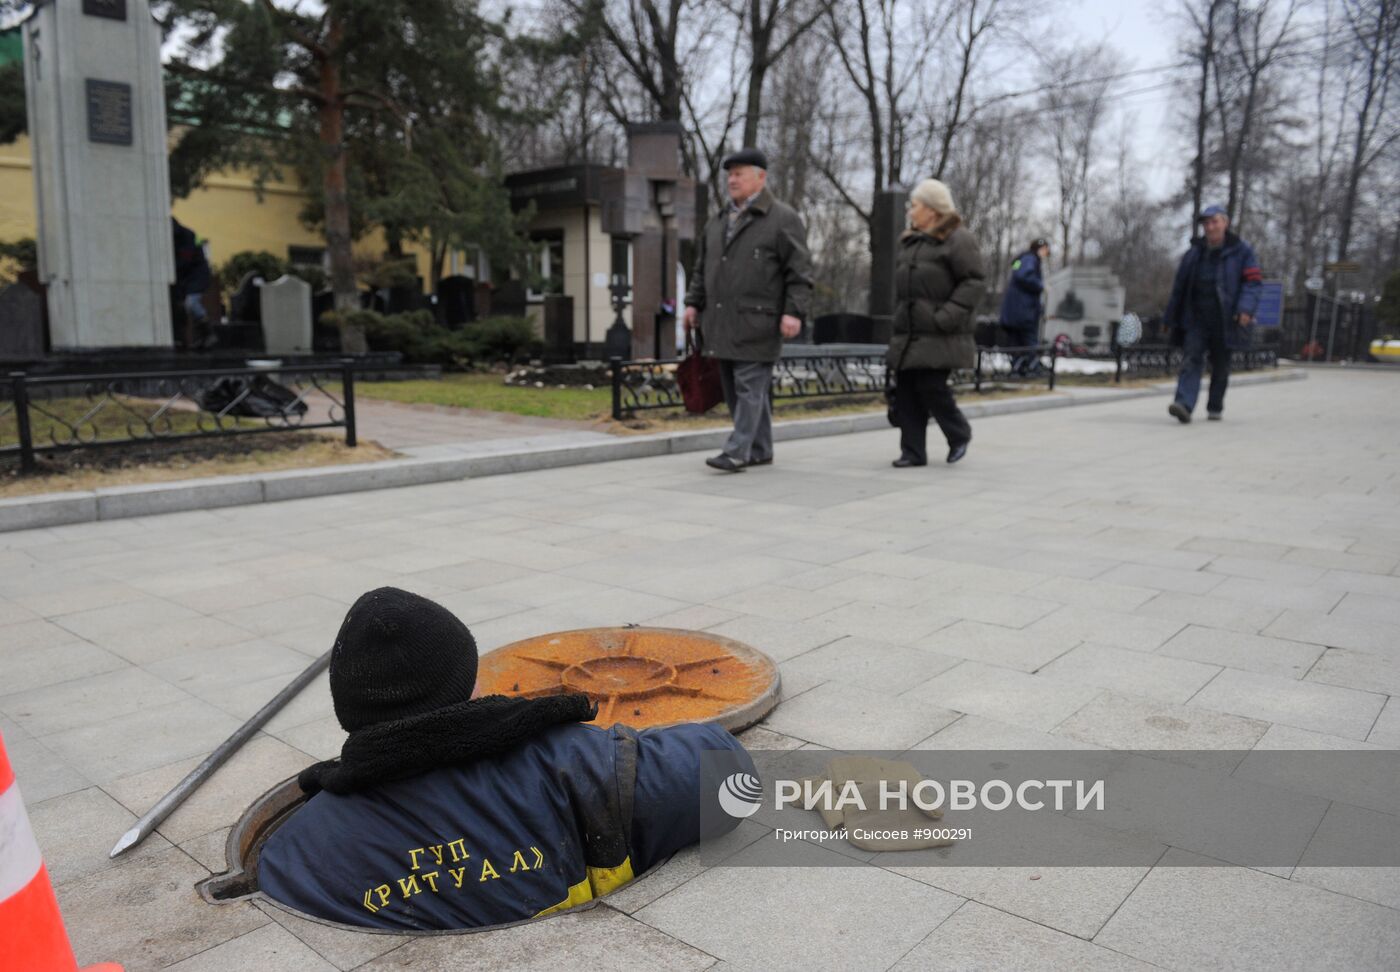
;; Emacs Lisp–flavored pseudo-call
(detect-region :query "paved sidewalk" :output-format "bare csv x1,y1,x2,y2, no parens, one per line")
2,369,1398,970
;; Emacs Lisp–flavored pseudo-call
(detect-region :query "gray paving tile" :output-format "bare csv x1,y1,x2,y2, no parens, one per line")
908,662,1102,732
804,600,955,645
50,596,203,641
0,730,91,803
104,734,312,846
361,906,718,971
1095,848,1400,971
1332,591,1400,626
781,636,961,695
29,785,172,887
58,846,269,971
760,681,960,750
1025,604,1185,652
163,923,339,972
0,638,127,695
1263,608,1400,658
890,899,1157,969
1283,546,1399,573
1135,591,1282,634
1039,642,1221,703
1025,575,1159,612
913,714,1104,750
0,666,194,737
1189,668,1386,740
913,620,1080,672
1158,624,1326,679
1306,647,1400,696
922,590,1063,628
215,594,352,639
1098,562,1226,596
40,697,244,785
1368,697,1400,747
1211,576,1346,613
254,900,410,972
634,850,962,971
1055,692,1269,752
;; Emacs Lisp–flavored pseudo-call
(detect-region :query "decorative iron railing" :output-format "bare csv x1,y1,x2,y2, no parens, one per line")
610,345,1277,419
1,363,358,473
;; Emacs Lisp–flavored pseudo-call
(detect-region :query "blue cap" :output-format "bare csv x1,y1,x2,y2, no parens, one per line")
1198,205,1227,221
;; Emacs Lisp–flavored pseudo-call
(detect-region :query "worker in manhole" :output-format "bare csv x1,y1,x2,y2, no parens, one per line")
257,587,755,930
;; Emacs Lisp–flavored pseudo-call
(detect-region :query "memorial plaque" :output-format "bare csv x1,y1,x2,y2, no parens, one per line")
86,79,133,145
83,0,127,21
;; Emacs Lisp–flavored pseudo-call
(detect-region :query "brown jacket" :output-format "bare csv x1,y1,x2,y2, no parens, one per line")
886,217,987,372
685,188,813,362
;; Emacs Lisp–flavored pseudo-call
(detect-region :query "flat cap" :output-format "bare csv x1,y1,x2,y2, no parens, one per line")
722,147,768,170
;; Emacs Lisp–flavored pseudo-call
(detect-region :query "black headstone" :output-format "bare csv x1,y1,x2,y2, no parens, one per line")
436,275,475,329
493,280,528,318
812,313,876,344
0,282,46,359
543,294,575,362
228,272,263,324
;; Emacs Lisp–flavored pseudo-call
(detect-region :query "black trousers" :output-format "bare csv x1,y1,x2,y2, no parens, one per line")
894,368,971,464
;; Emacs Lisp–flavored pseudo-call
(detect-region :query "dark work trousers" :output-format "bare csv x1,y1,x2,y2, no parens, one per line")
719,359,775,462
1002,323,1041,375
1174,321,1232,415
894,368,972,464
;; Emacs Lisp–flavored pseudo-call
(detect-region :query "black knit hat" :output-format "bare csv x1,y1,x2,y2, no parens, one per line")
329,587,478,732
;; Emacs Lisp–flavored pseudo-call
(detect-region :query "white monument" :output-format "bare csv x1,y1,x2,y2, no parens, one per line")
1044,265,1125,351
260,275,313,354
22,0,174,350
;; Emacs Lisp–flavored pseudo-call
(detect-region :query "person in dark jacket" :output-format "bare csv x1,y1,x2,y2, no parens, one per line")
258,587,754,931
1164,205,1262,422
171,217,212,346
886,179,987,467
684,148,813,473
999,238,1050,375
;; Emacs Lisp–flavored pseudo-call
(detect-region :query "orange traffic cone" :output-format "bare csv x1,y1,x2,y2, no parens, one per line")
0,732,122,972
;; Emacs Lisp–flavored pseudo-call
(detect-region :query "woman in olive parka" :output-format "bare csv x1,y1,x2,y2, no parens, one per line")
886,179,987,467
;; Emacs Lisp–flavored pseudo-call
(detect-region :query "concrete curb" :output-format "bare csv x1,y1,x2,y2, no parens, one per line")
1,368,1305,532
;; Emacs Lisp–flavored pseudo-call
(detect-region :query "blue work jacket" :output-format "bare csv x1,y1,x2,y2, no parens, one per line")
1164,232,1263,351
259,721,752,930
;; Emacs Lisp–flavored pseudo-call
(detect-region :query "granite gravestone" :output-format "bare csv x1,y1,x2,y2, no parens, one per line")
22,0,174,349
436,275,475,329
260,275,313,354
0,281,46,358
1044,266,1125,351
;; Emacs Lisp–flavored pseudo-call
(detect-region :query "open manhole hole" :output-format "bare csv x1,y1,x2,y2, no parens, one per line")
199,627,778,927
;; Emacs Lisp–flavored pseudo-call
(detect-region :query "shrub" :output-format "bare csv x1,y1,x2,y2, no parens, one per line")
326,310,540,368
0,237,37,285
218,250,288,292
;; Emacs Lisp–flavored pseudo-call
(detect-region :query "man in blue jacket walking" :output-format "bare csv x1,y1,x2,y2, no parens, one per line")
258,587,755,931
1164,206,1262,422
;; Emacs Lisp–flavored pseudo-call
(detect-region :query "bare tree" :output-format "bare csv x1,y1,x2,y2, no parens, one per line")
1336,0,1399,260
1039,44,1116,262
1182,0,1231,233
729,0,827,147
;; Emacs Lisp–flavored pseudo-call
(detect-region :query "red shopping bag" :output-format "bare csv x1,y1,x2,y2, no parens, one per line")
677,330,723,414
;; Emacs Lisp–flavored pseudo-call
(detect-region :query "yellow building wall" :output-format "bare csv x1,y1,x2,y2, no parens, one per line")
0,133,433,285
524,207,630,343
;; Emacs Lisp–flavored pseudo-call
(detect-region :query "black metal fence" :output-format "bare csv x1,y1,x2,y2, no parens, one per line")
610,345,1279,419
1,363,357,473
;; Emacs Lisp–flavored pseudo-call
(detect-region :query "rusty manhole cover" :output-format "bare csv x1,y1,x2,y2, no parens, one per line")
476,626,780,731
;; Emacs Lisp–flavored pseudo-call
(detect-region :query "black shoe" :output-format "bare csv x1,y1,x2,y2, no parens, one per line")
1207,412,1222,421
705,454,745,473
1168,402,1192,424
892,456,926,468
946,442,968,464
746,456,773,467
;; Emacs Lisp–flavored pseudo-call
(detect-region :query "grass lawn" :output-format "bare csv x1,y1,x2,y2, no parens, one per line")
355,373,612,421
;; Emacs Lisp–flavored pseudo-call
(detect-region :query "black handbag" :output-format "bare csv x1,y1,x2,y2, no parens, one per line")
885,333,914,428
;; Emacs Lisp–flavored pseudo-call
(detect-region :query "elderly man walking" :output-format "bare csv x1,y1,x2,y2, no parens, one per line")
1164,205,1263,423
684,148,813,472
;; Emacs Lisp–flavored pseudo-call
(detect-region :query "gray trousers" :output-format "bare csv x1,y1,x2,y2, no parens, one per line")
719,359,774,462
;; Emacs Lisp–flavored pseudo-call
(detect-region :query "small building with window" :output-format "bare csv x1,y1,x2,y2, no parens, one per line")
503,123,696,361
